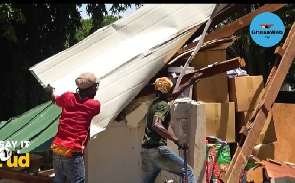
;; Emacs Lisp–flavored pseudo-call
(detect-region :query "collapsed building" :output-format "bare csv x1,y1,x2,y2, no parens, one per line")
1,3,295,183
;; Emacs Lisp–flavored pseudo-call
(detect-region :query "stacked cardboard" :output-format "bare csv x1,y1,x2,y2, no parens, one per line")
228,74,279,157
191,50,272,145
188,48,295,182
191,50,235,143
190,49,285,182
228,76,278,145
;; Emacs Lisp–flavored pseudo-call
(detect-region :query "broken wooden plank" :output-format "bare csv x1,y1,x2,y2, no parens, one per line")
246,165,265,183
178,4,287,55
179,4,250,52
249,23,295,124
265,22,295,86
179,57,241,85
134,57,242,99
246,159,295,182
261,160,295,179
226,22,295,180
225,22,295,183
274,46,285,57
0,168,54,183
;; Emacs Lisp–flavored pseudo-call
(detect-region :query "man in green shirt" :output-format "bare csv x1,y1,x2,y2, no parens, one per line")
141,75,202,183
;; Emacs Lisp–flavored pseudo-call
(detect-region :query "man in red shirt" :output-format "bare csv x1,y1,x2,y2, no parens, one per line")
45,72,101,183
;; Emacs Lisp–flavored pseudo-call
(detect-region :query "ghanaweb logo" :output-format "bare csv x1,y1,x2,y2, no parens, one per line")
250,12,285,47
260,24,274,29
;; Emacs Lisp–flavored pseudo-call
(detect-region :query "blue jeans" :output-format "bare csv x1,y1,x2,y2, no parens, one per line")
141,145,196,183
53,152,85,183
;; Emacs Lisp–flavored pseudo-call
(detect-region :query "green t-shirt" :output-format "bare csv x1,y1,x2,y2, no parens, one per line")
142,97,171,146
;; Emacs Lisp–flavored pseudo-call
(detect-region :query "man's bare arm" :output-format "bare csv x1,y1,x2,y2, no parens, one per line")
152,116,178,143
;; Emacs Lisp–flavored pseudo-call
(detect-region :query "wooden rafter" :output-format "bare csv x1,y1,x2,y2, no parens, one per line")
225,21,295,183
183,4,250,46
0,168,54,183
176,4,287,56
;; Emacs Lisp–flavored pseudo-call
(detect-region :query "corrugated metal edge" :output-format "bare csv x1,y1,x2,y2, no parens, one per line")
1,102,54,141
19,116,59,153
0,101,60,153
29,69,46,88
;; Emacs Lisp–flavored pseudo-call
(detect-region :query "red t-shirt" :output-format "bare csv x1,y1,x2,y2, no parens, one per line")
52,92,100,152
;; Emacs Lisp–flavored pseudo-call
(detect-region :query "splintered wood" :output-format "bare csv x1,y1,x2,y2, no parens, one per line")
225,22,295,183
226,22,295,181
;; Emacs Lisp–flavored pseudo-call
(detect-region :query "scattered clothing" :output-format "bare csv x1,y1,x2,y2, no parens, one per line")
227,67,248,78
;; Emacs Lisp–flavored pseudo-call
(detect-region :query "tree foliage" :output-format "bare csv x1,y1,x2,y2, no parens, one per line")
1,3,295,122
0,3,139,121
0,4,26,42
217,4,295,88
75,15,120,43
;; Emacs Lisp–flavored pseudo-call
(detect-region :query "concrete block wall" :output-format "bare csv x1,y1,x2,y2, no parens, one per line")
85,100,206,183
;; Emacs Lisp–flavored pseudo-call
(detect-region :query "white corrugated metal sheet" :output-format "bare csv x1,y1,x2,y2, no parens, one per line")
29,4,217,138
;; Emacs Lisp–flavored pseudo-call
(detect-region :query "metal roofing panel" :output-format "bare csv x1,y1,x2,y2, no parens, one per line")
29,4,218,139
0,101,61,153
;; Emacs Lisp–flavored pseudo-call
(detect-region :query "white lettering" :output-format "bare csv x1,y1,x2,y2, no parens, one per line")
0,141,30,149
21,141,30,148
11,141,17,148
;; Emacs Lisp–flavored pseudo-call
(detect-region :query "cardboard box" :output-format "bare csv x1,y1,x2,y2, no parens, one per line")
205,102,235,143
236,110,277,145
252,143,275,160
228,76,265,112
191,50,226,69
192,50,229,103
193,73,229,103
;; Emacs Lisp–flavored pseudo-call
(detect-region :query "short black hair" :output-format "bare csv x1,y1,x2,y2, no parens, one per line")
77,83,98,99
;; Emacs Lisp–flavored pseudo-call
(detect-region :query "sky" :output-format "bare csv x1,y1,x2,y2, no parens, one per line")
78,4,137,19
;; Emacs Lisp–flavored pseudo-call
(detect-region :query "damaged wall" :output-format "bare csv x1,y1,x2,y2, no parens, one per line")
116,94,155,128
85,118,180,183
85,98,206,183
85,94,175,183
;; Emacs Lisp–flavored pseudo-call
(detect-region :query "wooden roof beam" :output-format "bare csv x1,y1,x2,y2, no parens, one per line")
225,21,295,183
178,4,287,55
181,4,250,49
134,57,242,99
0,168,55,183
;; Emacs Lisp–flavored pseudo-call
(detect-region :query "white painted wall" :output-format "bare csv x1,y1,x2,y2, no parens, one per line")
85,119,180,183
85,100,206,183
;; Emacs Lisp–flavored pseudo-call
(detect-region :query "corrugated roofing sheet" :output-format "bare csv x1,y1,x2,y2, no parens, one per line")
0,101,60,153
28,4,218,138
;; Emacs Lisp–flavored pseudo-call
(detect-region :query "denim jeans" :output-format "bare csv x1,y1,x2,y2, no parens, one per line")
53,152,85,183
141,145,196,183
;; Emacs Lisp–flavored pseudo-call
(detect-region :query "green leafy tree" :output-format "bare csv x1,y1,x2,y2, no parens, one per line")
0,3,141,121
0,4,26,42
75,15,121,43
102,14,121,27
217,4,295,88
